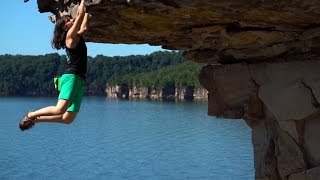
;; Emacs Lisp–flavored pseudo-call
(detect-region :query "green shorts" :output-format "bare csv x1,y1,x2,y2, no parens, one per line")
58,74,85,112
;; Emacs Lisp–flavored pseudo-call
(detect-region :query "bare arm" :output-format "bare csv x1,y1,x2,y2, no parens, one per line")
66,0,86,48
78,13,91,36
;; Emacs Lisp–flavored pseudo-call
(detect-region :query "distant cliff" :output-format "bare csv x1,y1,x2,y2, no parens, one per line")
106,84,207,100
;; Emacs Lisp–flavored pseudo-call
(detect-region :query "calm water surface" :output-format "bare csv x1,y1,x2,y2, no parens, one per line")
0,97,254,180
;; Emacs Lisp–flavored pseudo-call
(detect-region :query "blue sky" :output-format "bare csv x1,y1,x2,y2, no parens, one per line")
0,1,163,57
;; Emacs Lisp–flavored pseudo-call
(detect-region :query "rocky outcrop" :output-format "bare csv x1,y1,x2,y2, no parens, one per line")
199,58,320,179
31,0,320,179
35,0,320,63
106,84,207,100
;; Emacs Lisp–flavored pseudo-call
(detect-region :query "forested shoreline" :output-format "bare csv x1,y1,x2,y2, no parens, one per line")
0,51,205,98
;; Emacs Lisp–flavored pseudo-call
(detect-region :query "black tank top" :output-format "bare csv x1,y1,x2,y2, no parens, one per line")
65,36,87,80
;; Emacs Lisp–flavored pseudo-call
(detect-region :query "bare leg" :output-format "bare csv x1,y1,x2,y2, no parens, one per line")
27,99,78,124
28,99,70,118
36,112,78,124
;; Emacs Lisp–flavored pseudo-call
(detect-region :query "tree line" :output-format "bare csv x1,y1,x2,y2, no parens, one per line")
108,61,202,90
0,51,203,96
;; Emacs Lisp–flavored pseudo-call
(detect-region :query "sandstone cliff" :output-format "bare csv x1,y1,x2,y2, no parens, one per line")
106,84,207,100
30,0,320,179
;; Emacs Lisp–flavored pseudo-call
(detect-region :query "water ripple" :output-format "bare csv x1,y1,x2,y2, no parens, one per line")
0,97,254,180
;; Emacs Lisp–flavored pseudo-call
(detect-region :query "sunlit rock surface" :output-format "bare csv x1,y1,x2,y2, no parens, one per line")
31,0,320,179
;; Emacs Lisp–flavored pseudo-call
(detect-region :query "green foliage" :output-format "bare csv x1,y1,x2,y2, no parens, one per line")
0,53,61,96
86,51,185,95
108,62,202,90
0,51,203,96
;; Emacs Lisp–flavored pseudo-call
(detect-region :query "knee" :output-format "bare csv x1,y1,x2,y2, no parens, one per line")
62,115,75,124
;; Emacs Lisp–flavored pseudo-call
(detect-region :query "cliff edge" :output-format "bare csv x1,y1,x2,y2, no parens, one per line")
30,0,320,179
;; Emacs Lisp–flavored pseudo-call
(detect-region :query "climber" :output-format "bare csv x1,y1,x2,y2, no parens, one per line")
19,0,91,131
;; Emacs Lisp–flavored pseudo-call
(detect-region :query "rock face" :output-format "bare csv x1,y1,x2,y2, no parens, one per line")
199,59,320,179
32,0,320,179
106,84,207,100
36,0,320,63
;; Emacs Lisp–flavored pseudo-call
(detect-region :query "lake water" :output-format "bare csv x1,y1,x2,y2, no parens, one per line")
0,97,254,180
